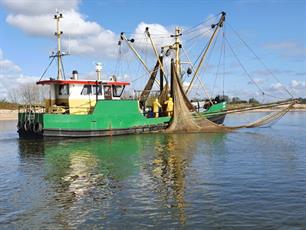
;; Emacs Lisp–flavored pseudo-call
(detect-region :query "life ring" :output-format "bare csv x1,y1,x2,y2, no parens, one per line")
24,120,31,131
33,123,43,133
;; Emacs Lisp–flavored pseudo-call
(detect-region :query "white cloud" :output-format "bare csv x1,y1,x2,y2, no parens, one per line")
132,22,172,49
1,0,117,58
289,80,306,98
0,59,22,73
0,48,39,99
183,14,215,38
1,0,80,15
63,27,117,57
291,80,306,90
264,41,306,59
6,9,102,37
1,0,176,59
248,78,263,85
270,82,284,91
0,49,22,74
0,73,39,99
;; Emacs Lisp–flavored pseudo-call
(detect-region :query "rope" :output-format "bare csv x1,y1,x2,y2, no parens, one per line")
224,35,267,96
130,68,159,83
212,31,225,96
226,103,293,129
183,14,219,35
222,29,226,96
227,23,294,98
184,28,212,44
202,100,296,116
182,43,213,104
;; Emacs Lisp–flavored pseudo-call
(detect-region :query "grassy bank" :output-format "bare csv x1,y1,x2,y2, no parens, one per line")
0,100,18,110
227,103,306,111
0,101,18,120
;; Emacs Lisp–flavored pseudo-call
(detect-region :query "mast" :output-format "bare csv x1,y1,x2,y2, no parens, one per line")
167,27,182,98
54,12,63,80
171,27,182,77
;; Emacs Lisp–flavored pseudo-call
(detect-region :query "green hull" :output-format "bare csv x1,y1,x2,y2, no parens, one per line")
17,100,226,138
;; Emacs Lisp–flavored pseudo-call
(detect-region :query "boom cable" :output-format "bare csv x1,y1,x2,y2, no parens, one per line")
227,23,294,98
224,35,285,100
183,14,219,35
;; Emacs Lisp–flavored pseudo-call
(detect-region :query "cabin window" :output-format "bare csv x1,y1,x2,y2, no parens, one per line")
104,85,112,99
59,84,69,95
92,85,102,95
81,85,92,95
113,85,125,97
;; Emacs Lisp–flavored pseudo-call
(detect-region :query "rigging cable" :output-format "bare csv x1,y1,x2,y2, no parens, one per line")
184,29,213,55
195,29,220,91
222,27,226,97
212,29,225,96
114,41,122,76
224,36,265,96
38,56,56,81
224,35,285,100
182,46,213,103
227,23,294,98
183,14,219,35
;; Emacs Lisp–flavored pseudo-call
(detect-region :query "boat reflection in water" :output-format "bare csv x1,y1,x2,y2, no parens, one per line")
150,133,226,224
17,133,226,227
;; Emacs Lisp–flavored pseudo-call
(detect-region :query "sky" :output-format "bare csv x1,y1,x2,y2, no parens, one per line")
0,0,305,101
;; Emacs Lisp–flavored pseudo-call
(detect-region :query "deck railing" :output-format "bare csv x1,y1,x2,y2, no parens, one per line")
18,104,46,113
18,104,96,115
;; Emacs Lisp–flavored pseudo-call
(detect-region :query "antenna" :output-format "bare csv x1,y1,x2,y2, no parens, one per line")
54,11,63,80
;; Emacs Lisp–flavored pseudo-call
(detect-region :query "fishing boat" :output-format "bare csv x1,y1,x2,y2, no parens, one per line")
18,11,295,138
17,12,227,138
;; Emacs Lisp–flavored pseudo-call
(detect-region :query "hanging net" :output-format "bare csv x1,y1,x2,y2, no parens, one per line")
139,60,159,107
166,64,229,133
166,63,295,133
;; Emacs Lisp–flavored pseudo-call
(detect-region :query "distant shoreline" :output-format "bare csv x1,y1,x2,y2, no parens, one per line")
0,110,18,121
0,105,305,121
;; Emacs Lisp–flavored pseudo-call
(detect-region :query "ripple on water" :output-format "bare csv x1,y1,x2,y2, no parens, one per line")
0,113,306,229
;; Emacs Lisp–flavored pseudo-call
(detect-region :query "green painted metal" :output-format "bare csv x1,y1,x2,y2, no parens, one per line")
204,102,227,114
43,100,170,130
18,100,227,132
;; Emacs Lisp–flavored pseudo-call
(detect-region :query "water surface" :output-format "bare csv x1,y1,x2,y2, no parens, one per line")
0,113,305,229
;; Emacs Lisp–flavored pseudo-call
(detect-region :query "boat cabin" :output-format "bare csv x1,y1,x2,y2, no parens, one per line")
37,78,129,114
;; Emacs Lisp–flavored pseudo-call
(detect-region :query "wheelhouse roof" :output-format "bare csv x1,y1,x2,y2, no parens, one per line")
37,79,130,86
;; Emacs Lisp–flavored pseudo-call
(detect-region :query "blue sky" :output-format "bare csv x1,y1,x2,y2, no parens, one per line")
0,0,305,100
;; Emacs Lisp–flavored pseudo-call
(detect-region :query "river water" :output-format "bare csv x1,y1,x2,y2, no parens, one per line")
0,112,305,229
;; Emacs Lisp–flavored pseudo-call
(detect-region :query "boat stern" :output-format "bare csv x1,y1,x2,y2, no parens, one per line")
17,106,45,138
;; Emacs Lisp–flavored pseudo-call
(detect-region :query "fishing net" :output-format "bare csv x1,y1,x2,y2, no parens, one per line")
158,83,169,104
166,63,295,133
166,64,228,133
139,60,159,107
